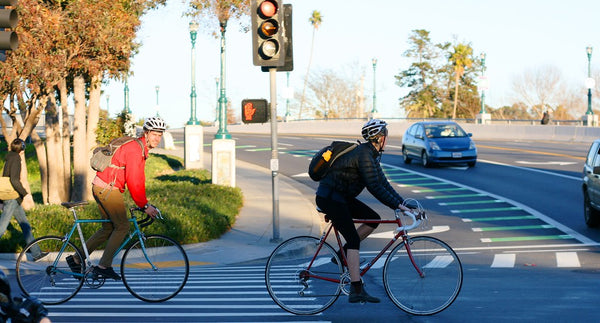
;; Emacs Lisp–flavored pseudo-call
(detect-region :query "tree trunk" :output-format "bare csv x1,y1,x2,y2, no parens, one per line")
452,73,459,119
44,93,66,204
58,79,72,200
71,75,88,201
86,74,102,200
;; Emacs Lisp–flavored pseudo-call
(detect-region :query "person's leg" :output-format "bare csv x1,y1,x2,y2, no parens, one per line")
12,204,43,257
92,185,128,269
0,199,17,237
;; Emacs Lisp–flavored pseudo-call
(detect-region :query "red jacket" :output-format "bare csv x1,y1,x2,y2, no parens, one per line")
96,137,148,208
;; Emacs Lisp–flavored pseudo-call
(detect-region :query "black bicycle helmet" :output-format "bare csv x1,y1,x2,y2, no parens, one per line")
143,117,167,132
361,119,388,141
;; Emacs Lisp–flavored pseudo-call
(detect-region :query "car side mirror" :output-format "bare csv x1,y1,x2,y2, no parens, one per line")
593,166,600,175
467,133,472,137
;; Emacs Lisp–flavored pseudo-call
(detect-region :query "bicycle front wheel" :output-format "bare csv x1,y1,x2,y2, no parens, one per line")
16,236,85,305
265,236,343,315
383,236,463,315
121,234,189,302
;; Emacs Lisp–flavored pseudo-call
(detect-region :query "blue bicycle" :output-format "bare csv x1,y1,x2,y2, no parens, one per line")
15,201,189,305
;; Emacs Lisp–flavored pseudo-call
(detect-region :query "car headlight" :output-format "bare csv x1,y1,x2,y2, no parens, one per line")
429,141,440,150
469,141,476,150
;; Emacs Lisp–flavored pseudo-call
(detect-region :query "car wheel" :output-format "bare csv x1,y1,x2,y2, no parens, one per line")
421,151,431,168
584,191,600,227
402,147,412,164
467,160,476,167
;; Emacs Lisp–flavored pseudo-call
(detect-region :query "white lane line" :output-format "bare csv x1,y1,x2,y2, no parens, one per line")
491,254,516,268
556,252,581,267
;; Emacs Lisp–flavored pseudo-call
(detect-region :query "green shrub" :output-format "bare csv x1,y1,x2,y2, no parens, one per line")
0,152,243,254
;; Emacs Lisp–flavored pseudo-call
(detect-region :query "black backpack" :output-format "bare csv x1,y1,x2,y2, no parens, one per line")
308,141,358,181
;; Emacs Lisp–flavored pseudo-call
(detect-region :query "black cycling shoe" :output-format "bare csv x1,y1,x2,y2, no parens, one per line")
66,255,82,281
349,283,380,303
93,266,121,280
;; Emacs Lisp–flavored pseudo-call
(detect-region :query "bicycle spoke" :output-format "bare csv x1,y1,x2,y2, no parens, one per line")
383,236,463,315
16,237,84,305
265,236,343,315
121,235,189,302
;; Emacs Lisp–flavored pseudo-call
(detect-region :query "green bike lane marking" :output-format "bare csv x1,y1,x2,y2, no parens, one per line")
380,163,597,246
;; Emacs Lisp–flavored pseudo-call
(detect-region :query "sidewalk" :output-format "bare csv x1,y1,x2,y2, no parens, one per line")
0,146,322,271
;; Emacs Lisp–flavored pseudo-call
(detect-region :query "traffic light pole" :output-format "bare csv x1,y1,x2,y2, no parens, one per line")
269,67,280,242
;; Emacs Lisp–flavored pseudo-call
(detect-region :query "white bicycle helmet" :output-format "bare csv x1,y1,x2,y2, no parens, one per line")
143,117,166,132
361,119,388,141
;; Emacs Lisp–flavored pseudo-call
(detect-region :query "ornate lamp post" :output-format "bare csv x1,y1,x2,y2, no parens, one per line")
155,85,160,117
479,53,487,114
371,58,378,118
123,78,131,113
586,46,594,115
187,21,200,125
215,22,231,139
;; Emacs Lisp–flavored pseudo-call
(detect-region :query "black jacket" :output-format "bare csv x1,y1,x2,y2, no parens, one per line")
2,151,28,203
316,142,403,209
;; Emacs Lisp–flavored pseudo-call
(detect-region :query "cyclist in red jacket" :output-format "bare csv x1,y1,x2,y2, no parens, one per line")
67,117,165,280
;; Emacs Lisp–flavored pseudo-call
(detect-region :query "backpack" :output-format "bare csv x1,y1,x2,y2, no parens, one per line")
90,136,144,172
308,141,358,181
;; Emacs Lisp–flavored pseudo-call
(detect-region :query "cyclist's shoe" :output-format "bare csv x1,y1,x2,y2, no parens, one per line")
66,255,82,281
349,284,380,304
32,252,49,262
93,266,121,281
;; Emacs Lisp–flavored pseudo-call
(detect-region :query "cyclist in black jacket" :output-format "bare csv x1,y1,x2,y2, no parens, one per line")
315,119,413,303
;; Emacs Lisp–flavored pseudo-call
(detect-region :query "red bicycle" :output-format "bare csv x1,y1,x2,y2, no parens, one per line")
265,200,462,315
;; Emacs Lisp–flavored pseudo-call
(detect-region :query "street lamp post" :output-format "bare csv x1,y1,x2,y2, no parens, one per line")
479,53,487,114
586,46,594,115
187,21,200,125
123,78,131,113
371,58,377,118
155,85,160,117
215,22,231,139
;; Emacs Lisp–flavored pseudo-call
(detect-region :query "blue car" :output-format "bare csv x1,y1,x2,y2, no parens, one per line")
401,121,477,167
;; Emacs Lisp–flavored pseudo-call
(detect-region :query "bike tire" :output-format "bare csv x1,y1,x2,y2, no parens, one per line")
16,236,85,305
265,236,343,315
383,235,463,315
121,234,189,302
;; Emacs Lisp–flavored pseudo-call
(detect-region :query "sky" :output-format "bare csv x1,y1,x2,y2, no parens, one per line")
100,0,600,128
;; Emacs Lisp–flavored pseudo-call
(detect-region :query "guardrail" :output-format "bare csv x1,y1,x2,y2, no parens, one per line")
210,119,600,143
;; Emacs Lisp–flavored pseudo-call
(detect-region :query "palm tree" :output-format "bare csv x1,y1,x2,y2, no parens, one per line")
449,43,473,119
298,10,322,120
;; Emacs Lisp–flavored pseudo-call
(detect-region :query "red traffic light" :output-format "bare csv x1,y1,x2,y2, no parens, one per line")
258,0,277,18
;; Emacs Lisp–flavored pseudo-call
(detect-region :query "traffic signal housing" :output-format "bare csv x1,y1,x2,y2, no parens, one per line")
0,0,18,62
241,99,270,124
251,0,286,67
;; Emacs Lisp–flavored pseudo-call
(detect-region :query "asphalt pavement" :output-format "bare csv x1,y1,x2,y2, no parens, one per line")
0,144,324,272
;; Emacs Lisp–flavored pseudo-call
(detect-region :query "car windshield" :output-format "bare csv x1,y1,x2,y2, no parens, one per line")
424,124,467,138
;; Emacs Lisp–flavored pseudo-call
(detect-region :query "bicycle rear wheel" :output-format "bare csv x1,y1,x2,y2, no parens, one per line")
383,236,462,315
265,236,343,315
121,234,189,302
16,236,85,305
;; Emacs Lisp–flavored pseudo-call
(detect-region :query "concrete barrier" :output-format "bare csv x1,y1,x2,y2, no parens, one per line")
206,120,600,143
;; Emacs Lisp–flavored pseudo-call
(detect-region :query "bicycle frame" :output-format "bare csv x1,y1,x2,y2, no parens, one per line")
53,207,157,279
304,214,425,285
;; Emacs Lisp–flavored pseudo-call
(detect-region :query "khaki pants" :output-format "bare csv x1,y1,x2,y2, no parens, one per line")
86,185,129,268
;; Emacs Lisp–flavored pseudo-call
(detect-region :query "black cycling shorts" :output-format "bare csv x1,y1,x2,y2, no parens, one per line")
315,195,380,250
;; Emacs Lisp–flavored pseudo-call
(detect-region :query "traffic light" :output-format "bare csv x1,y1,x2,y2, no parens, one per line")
261,4,293,72
241,99,270,124
0,0,18,62
251,0,286,67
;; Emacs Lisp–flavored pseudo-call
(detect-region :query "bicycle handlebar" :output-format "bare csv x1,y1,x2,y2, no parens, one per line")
129,205,163,228
394,209,427,233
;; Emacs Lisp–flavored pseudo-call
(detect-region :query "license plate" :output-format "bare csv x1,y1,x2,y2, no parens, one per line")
452,152,462,158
